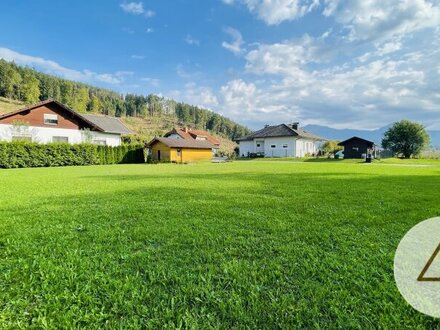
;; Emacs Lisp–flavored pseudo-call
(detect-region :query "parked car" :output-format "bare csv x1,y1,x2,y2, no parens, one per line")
334,150,344,159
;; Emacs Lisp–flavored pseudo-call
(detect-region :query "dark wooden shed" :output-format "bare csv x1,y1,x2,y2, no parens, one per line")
338,136,375,159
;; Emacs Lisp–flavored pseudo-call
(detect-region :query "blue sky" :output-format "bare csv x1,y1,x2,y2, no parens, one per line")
0,0,439,130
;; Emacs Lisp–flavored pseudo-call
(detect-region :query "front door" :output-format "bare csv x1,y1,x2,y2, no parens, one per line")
176,148,182,163
157,150,161,161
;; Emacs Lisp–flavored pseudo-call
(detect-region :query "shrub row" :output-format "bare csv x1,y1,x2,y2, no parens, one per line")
96,144,145,165
0,142,145,168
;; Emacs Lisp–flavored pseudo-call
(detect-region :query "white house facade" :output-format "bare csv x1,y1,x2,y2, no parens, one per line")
236,123,324,158
0,124,122,146
0,100,132,146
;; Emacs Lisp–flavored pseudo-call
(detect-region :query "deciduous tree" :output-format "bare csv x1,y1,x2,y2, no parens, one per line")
382,120,429,158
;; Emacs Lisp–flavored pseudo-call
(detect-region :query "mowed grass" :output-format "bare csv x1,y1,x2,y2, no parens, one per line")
247,156,440,165
1,162,440,328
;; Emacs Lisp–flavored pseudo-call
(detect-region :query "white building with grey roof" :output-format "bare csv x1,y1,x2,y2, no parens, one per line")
235,123,324,158
0,100,133,147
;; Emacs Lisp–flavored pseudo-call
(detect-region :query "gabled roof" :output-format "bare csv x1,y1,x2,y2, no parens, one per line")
187,129,220,145
83,114,133,135
147,137,214,149
164,128,194,140
338,136,374,146
0,99,133,135
164,128,221,146
236,124,323,141
0,99,105,132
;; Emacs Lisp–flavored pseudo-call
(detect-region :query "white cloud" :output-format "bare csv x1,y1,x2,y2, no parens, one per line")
146,28,154,33
219,79,303,125
211,25,440,129
212,1,440,129
144,10,155,18
245,35,327,76
0,47,126,85
120,2,144,14
120,2,155,17
376,40,402,56
220,79,258,115
131,55,145,60
167,83,218,110
222,27,244,55
223,0,319,25
323,0,440,41
185,34,200,46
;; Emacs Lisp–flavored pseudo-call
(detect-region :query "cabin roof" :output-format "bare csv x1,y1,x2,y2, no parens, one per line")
147,137,215,149
338,136,375,147
164,128,221,146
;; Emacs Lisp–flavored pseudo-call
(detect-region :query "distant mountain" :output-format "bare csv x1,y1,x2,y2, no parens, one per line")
304,124,440,148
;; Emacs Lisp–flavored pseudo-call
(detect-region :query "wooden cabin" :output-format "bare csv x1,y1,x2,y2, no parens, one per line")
338,136,375,159
147,137,214,163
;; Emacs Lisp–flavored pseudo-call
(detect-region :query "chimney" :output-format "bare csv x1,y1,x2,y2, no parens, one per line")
184,127,188,133
290,122,299,130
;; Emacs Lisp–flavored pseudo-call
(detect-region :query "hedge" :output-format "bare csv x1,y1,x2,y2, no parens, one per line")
0,142,145,168
95,144,145,165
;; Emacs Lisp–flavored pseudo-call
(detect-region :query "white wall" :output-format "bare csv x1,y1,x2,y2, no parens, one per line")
0,124,121,146
239,136,320,157
295,139,319,157
238,140,254,156
263,137,296,157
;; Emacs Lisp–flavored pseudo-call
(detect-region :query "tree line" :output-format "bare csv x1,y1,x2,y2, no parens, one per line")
0,60,250,139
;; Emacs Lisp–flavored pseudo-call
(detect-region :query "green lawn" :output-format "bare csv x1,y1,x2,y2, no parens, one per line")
1,162,439,328
246,156,440,165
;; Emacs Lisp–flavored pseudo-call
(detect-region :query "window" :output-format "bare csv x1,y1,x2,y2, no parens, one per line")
256,143,261,147
52,136,68,143
176,148,181,156
44,114,58,125
12,136,32,142
352,146,359,151
93,139,106,146
283,144,288,148
271,144,276,148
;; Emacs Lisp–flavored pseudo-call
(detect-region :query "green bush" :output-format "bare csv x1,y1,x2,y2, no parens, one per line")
0,142,145,168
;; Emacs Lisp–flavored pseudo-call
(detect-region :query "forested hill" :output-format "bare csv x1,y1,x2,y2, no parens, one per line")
0,59,250,140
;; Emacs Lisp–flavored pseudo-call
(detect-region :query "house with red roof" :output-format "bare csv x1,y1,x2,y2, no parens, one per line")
164,127,220,151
